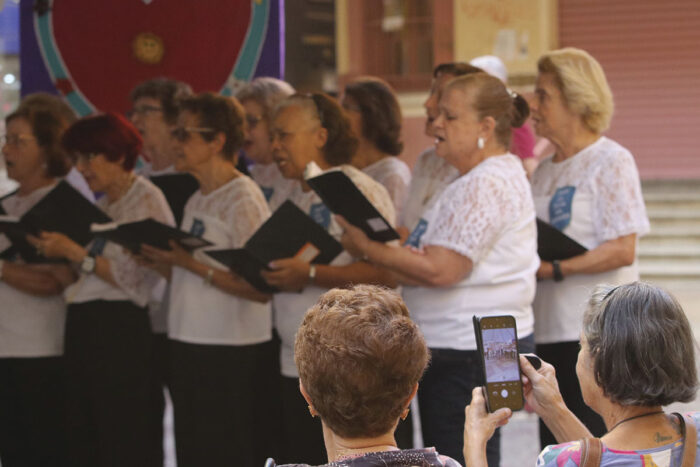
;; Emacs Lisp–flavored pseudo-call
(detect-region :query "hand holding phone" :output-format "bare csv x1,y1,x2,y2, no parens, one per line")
473,315,524,412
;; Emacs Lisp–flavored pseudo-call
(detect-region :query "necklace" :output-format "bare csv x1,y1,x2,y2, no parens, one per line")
609,410,665,432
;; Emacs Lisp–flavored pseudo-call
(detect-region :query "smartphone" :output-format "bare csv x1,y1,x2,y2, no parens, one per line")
473,315,524,412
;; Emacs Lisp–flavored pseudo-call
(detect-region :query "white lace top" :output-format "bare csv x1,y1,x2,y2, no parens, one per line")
402,154,538,350
362,157,412,214
274,165,396,377
0,182,67,357
531,137,650,343
168,175,272,346
249,162,298,213
400,147,459,232
67,176,175,308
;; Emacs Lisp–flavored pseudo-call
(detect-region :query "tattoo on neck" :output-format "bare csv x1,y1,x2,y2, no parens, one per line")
654,432,672,443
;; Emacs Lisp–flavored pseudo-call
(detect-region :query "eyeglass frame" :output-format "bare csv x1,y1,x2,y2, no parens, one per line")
1,133,37,147
170,126,217,142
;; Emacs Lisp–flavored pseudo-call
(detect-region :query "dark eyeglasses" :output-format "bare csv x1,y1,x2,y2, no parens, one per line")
246,114,263,129
171,127,216,142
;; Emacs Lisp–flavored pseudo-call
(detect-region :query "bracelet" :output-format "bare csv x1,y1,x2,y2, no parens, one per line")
552,260,564,282
308,264,317,284
204,268,214,286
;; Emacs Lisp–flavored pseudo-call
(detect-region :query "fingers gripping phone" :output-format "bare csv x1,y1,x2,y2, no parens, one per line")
473,315,524,412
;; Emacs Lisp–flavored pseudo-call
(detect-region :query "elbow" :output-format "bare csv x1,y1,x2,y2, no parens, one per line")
253,293,272,304
33,281,64,296
618,246,636,267
424,272,465,288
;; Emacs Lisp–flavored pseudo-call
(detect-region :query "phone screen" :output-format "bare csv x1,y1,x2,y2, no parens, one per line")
477,316,523,411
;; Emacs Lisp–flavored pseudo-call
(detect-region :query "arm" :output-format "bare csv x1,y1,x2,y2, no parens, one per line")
463,387,512,467
338,216,472,287
0,262,75,296
537,234,636,280
519,355,592,442
141,242,270,303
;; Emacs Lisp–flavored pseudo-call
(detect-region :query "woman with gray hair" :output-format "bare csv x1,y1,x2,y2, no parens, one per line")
464,281,699,467
530,47,650,445
236,77,297,211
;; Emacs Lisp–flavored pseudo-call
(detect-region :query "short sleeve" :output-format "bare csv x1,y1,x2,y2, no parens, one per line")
592,150,650,242
424,174,513,263
536,442,582,467
224,184,271,248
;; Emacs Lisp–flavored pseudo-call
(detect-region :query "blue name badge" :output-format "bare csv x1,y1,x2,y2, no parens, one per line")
404,218,428,248
549,186,576,231
189,218,206,238
261,186,274,202
309,202,331,229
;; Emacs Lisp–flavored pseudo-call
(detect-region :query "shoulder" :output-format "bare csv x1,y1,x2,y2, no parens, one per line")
343,165,393,201
133,176,170,207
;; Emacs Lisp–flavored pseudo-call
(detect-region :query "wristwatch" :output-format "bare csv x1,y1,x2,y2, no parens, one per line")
552,260,564,282
81,254,96,274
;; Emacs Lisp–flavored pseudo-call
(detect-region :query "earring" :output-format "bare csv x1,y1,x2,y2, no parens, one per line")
308,405,317,418
401,408,410,421
477,137,485,149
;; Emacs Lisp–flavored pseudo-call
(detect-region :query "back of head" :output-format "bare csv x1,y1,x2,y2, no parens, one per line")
469,55,508,83
235,77,295,123
584,282,698,407
62,113,143,171
343,77,403,156
295,285,429,439
433,62,483,79
537,48,613,133
276,93,358,166
130,78,193,125
6,93,76,177
445,72,530,149
179,92,246,161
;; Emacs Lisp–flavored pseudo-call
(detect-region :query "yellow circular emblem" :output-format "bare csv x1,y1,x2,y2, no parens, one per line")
132,32,164,65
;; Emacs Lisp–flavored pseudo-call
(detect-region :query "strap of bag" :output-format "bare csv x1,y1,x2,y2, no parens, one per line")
672,412,697,467
579,437,603,467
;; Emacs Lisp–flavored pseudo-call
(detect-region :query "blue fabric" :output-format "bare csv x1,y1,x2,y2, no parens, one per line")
549,186,576,231
405,218,428,248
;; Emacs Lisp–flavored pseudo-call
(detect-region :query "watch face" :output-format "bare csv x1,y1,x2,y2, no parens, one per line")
81,256,96,274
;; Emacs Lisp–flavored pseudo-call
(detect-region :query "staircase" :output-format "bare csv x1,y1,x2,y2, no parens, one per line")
639,180,700,285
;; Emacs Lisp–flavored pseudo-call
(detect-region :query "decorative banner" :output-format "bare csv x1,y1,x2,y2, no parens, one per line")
20,0,284,116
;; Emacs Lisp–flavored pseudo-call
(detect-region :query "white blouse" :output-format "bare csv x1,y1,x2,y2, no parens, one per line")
67,176,175,308
362,157,412,214
249,162,298,213
402,154,538,350
400,147,459,232
274,165,396,378
168,175,272,346
531,137,650,343
0,183,67,357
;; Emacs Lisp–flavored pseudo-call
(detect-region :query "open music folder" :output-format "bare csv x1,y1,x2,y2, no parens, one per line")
90,218,212,254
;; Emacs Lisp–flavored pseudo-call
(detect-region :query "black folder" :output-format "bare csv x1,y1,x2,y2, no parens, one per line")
536,218,588,262
0,181,110,263
90,218,212,254
306,170,399,243
149,173,199,227
205,200,343,293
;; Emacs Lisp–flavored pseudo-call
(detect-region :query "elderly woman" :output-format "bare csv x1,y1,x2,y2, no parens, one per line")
0,95,84,467
464,282,699,467
340,72,538,466
33,113,174,466
342,78,411,212
259,93,396,465
268,284,460,467
530,47,650,445
140,92,273,467
235,77,297,211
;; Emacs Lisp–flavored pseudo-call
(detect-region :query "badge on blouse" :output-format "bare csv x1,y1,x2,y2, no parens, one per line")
309,203,331,229
404,218,428,248
549,186,576,231
261,186,274,202
189,218,206,238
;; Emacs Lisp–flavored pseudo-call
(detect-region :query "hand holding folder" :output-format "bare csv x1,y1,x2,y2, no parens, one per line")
205,200,343,293
90,218,212,254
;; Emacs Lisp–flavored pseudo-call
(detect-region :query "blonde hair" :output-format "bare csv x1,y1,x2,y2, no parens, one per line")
538,48,613,133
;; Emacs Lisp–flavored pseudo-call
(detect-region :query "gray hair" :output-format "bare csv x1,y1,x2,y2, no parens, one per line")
234,77,295,124
583,282,698,407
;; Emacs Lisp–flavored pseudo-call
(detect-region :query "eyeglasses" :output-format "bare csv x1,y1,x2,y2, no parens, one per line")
246,114,263,129
170,127,216,142
128,105,163,117
74,152,101,163
1,134,36,147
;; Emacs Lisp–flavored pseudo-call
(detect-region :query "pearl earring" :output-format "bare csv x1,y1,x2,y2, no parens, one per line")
477,137,485,149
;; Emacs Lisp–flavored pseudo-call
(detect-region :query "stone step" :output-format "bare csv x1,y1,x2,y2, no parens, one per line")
639,256,700,270
639,244,700,257
645,200,700,211
639,262,700,278
644,224,700,236
646,208,700,219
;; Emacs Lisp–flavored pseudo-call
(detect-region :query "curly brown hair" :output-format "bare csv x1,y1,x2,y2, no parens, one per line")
295,285,429,439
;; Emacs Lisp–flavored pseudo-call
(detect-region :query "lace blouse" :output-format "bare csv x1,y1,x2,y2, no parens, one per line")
250,162,298,212
362,157,412,213
67,176,175,308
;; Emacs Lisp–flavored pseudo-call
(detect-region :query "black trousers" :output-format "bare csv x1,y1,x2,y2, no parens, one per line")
64,300,153,467
280,376,327,465
0,356,67,467
149,332,169,467
169,339,277,467
536,341,607,448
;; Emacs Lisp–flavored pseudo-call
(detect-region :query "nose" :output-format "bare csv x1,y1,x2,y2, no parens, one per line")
270,133,281,151
433,113,445,130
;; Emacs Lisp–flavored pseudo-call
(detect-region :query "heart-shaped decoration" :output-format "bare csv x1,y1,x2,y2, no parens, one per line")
34,0,270,115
